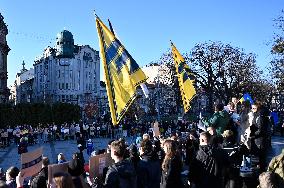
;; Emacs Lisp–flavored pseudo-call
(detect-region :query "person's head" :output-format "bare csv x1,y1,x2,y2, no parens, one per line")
251,103,259,113
142,133,150,141
139,139,153,155
110,140,126,162
162,140,178,171
227,102,235,112
162,139,177,157
42,157,49,167
57,153,65,162
207,127,216,136
53,172,75,188
199,131,211,146
214,103,224,112
6,166,19,181
231,97,238,105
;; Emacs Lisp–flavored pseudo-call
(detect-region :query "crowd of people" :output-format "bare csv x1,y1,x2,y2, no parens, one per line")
0,98,283,188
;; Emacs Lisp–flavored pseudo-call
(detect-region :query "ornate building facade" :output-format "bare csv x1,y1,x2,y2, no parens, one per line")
0,13,10,103
33,30,100,107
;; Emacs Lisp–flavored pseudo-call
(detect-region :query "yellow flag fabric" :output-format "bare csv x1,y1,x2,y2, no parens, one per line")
96,17,147,125
171,42,196,112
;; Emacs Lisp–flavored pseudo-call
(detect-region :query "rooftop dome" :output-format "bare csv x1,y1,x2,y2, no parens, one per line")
55,30,74,58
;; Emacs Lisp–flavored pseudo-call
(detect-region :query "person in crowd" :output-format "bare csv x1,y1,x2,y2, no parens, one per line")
104,140,137,188
142,133,150,141
136,139,161,188
185,130,199,165
249,102,270,172
239,100,251,143
57,153,67,164
86,139,94,156
203,103,230,135
127,144,140,171
222,130,236,148
5,166,19,188
76,145,85,165
153,139,165,164
52,172,75,188
30,157,49,188
189,131,229,188
257,171,284,188
160,139,183,188
207,126,223,148
77,133,86,149
268,148,284,180
17,137,28,155
68,157,87,188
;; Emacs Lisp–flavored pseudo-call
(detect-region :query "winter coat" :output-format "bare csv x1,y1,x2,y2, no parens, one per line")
104,159,137,188
160,155,183,188
137,152,161,188
189,145,229,188
30,167,48,188
204,110,230,135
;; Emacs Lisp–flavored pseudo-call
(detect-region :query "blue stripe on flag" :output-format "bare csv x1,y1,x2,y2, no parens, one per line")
106,40,121,64
114,50,129,74
22,156,42,169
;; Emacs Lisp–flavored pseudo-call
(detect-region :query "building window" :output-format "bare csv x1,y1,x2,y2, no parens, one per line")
66,83,68,90
62,83,65,90
57,70,60,78
70,70,72,78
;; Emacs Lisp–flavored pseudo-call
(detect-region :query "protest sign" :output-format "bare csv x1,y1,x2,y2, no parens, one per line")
21,147,43,178
89,153,114,178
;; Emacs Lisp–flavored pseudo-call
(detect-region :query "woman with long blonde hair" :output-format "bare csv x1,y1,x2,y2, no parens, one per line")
160,140,183,188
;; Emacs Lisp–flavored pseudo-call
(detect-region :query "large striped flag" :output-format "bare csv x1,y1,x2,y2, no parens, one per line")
171,42,196,112
96,16,148,125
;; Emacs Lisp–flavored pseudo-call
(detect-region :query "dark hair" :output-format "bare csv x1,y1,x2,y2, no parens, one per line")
6,166,19,179
42,157,49,166
200,131,211,142
215,103,224,111
111,140,126,158
140,139,153,154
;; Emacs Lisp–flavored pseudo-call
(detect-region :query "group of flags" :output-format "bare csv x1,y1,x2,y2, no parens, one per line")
95,15,196,125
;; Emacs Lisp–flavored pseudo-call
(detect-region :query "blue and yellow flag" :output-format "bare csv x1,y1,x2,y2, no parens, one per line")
171,42,196,112
96,16,147,125
239,93,253,104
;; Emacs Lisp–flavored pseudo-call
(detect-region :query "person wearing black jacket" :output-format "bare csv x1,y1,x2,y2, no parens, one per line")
137,139,161,188
250,102,270,172
104,140,137,188
30,157,49,188
189,131,229,188
160,140,183,188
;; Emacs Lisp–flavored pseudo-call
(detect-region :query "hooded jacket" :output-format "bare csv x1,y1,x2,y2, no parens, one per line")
104,159,137,188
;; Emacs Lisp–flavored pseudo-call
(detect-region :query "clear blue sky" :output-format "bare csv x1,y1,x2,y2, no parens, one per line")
0,0,283,86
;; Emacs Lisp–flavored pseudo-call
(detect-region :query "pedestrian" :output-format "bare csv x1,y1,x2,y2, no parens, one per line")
104,140,137,188
160,139,183,188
